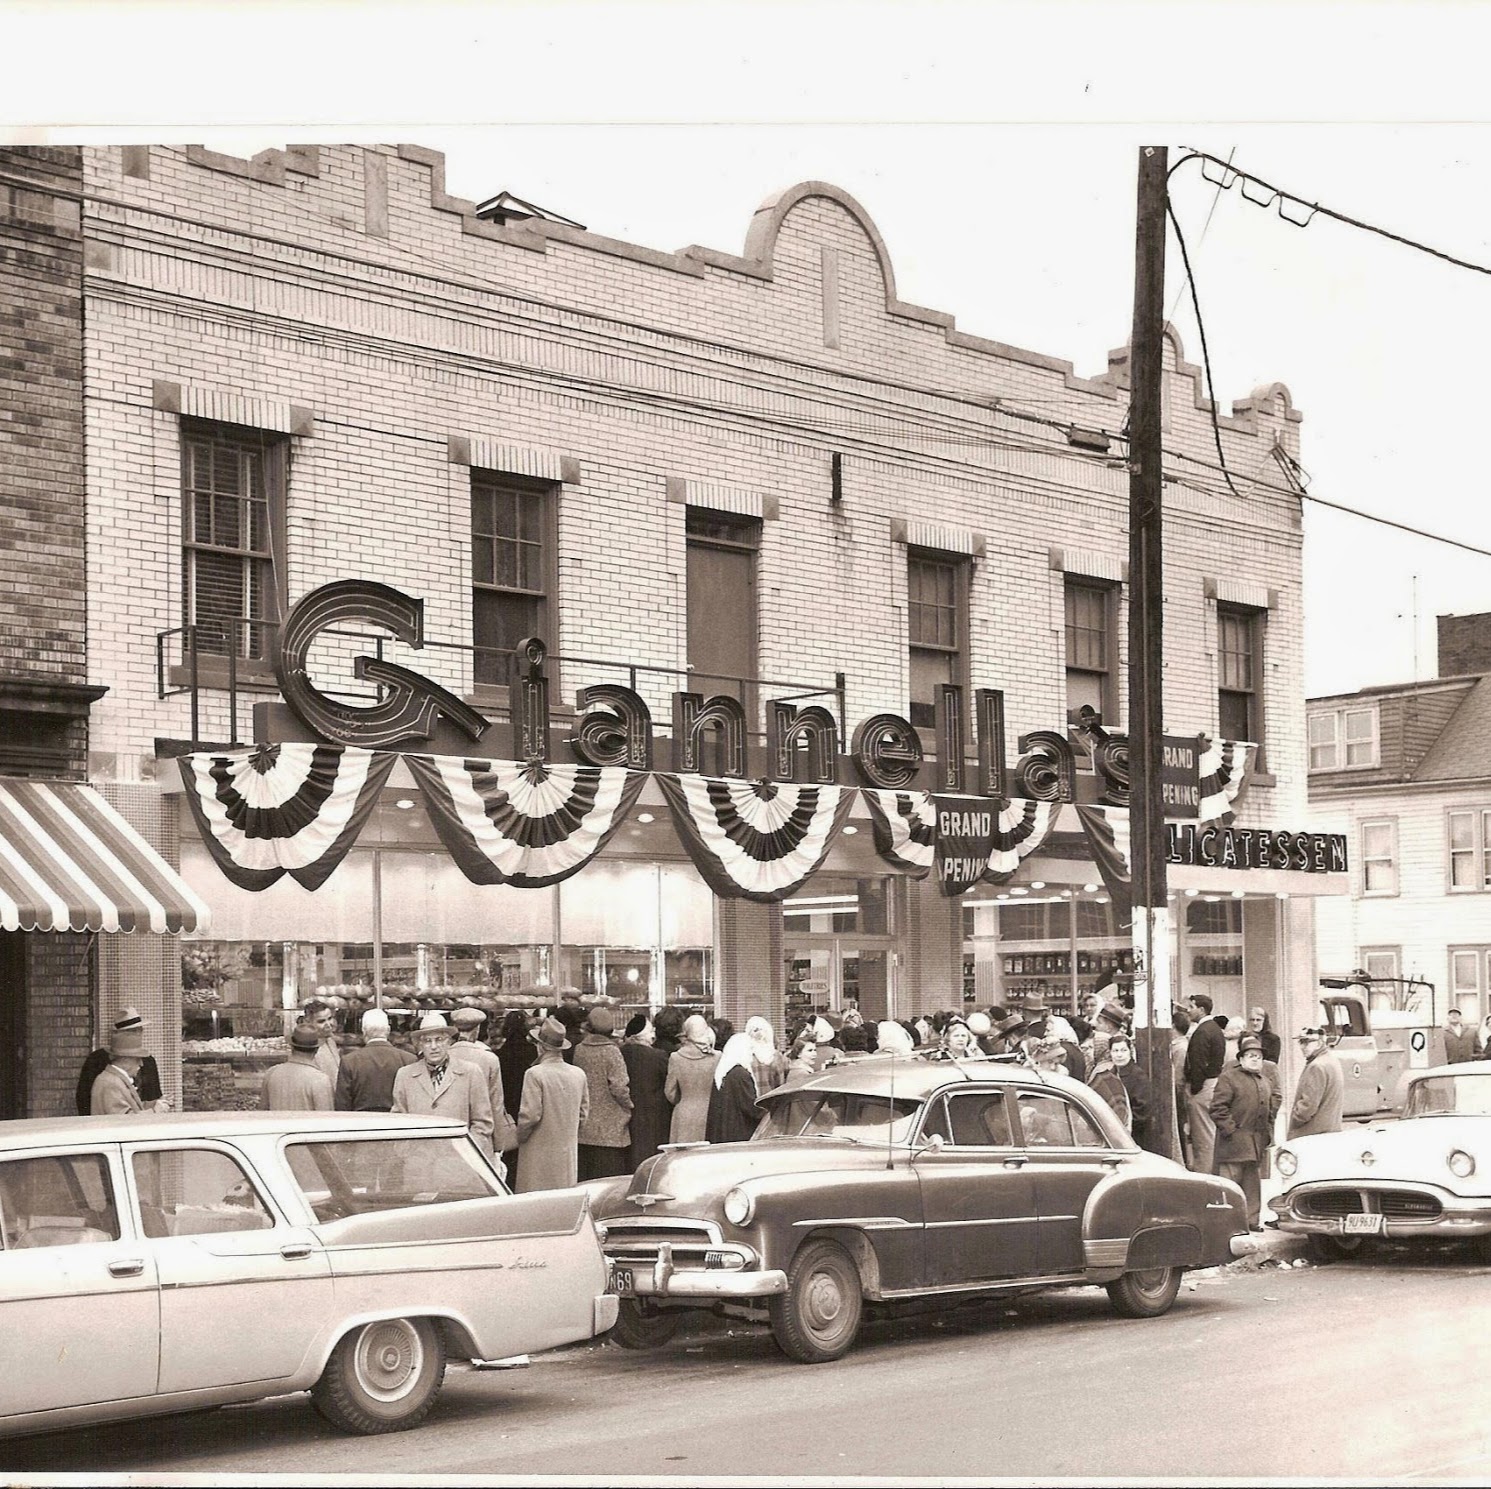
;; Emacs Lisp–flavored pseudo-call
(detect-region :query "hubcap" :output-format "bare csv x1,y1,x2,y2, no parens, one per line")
805,1269,845,1330
355,1320,423,1402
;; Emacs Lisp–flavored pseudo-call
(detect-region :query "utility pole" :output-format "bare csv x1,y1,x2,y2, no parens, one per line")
1127,145,1179,1162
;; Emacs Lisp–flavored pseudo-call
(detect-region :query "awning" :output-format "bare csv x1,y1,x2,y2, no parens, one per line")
0,778,210,933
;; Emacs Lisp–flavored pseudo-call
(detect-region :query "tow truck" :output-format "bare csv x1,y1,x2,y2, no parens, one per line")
1318,972,1444,1118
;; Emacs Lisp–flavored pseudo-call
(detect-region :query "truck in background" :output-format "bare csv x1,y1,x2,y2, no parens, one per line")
1318,973,1445,1118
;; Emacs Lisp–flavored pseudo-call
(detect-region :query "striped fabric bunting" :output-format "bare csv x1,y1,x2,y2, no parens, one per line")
657,774,853,902
1197,739,1258,824
861,789,936,876
179,743,397,891
981,796,1061,884
0,777,209,933
1074,804,1134,928
406,755,646,888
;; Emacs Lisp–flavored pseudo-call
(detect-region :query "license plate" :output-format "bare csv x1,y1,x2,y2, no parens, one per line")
610,1265,634,1295
1342,1213,1383,1235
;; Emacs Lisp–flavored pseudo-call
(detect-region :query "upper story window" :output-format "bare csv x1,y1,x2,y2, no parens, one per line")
907,550,967,730
471,473,555,688
1361,818,1398,895
1308,705,1379,770
685,507,761,708
1065,578,1115,722
181,423,286,665
1447,809,1491,892
1217,603,1263,747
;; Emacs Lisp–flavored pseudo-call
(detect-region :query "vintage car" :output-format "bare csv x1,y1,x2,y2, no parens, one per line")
583,1055,1254,1363
1270,1059,1491,1262
0,1110,617,1439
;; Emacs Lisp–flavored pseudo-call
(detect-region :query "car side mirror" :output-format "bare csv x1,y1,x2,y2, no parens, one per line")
913,1132,945,1159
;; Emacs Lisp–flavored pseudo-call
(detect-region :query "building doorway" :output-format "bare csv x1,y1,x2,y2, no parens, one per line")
0,931,26,1119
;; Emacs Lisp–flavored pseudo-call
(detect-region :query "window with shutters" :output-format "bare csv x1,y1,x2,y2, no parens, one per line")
471,473,556,688
907,550,967,730
1064,578,1115,722
181,424,286,666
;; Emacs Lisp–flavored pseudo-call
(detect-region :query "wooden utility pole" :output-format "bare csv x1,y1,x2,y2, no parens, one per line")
1127,145,1179,1162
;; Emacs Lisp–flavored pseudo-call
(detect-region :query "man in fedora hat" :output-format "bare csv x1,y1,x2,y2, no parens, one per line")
261,1023,334,1112
449,1006,518,1156
78,1008,164,1115
392,1013,495,1157
91,1021,174,1115
515,1015,589,1193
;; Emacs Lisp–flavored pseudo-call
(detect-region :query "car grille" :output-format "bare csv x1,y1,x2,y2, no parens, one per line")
598,1220,718,1262
1296,1188,1443,1221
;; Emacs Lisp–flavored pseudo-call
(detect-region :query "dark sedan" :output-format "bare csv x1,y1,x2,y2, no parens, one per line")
584,1055,1253,1363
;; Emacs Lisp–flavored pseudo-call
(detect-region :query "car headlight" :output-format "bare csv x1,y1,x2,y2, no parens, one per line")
723,1187,755,1226
1275,1149,1298,1179
1448,1149,1476,1179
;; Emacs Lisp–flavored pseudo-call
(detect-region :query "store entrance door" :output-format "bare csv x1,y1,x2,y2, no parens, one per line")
784,942,897,1031
0,931,26,1120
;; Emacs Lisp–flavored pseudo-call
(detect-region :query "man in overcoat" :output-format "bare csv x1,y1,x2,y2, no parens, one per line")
336,1007,417,1112
1210,1034,1280,1230
1288,1026,1345,1138
392,1013,495,1156
449,1006,518,1155
515,1015,589,1192
261,1024,334,1111
92,1024,174,1114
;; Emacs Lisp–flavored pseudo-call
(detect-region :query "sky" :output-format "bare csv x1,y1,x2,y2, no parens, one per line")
9,1,1491,699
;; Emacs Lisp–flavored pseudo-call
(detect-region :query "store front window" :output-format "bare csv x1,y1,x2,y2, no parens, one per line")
783,876,898,1029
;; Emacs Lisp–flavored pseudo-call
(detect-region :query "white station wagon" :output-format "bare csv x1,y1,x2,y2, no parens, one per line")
0,1111,618,1438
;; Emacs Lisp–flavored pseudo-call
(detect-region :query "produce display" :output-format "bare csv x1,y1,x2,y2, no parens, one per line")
182,1036,287,1057
311,985,621,1013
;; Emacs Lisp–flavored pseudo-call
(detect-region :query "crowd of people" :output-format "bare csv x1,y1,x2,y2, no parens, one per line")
83,980,1491,1218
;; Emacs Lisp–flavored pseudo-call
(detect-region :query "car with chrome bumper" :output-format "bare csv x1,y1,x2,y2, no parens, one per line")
583,1055,1253,1363
0,1111,617,1439
1270,1060,1491,1262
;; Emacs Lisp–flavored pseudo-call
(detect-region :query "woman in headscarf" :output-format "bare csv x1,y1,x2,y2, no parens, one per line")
706,1032,763,1144
664,1013,719,1144
745,1016,789,1092
808,1015,840,1072
876,1020,915,1056
620,1014,671,1172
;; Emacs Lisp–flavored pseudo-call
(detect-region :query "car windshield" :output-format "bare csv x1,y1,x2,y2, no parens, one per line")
758,1090,922,1144
1404,1074,1491,1119
285,1135,502,1220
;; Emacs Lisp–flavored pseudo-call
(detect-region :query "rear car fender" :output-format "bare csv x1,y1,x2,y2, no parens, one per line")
289,1307,488,1390
1080,1170,1149,1249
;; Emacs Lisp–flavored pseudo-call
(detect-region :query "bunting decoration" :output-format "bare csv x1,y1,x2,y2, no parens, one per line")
861,789,936,876
981,796,1061,885
1074,803,1133,928
179,743,396,891
657,774,854,902
405,755,646,888
1197,739,1258,824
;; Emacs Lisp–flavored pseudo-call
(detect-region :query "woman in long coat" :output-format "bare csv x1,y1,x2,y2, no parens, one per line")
572,1007,633,1181
665,1014,719,1144
621,1015,672,1171
706,1033,763,1144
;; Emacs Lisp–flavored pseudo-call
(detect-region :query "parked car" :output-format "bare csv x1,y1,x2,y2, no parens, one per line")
0,1110,618,1439
1270,1059,1491,1262
583,1055,1254,1363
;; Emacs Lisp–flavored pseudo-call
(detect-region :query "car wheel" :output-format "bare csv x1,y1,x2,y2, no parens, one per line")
1306,1234,1370,1264
311,1317,447,1434
769,1238,863,1363
610,1298,683,1350
1105,1265,1182,1319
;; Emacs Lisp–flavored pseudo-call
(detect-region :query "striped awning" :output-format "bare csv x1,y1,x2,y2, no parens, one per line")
0,778,210,934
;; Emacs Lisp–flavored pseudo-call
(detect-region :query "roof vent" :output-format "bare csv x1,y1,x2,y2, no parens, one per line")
474,190,586,231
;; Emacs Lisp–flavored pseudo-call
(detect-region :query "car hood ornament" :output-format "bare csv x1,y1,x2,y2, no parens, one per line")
630,1192,674,1209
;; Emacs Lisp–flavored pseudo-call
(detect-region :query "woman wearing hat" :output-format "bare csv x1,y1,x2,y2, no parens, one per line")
664,1014,719,1144
514,1015,590,1193
573,1006,633,1181
934,1016,977,1062
706,1033,764,1144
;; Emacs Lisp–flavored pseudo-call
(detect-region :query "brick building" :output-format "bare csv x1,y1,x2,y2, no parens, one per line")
1312,612,1491,1030
64,142,1340,1100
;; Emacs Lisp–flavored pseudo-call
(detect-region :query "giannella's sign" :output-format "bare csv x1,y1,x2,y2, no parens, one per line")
264,580,1208,807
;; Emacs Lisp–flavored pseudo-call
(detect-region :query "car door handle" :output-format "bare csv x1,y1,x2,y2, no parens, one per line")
108,1258,145,1278
280,1242,313,1261
1002,1156,1028,1169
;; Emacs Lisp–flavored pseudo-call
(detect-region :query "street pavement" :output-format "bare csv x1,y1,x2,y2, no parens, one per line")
6,1235,1489,1484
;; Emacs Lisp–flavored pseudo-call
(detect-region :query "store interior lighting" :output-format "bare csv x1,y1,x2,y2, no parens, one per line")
636,812,654,824
394,798,416,810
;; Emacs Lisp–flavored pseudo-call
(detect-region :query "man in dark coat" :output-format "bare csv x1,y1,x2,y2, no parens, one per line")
77,1008,162,1115
620,1014,672,1172
1209,1035,1280,1230
336,1007,417,1112
1184,993,1227,1173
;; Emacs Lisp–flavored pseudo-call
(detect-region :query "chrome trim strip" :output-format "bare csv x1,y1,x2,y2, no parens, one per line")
789,1216,917,1230
878,1272,1086,1299
923,1217,1031,1229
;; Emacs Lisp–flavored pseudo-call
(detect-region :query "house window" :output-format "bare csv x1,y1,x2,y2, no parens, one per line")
472,473,555,687
1308,706,1378,771
181,424,285,663
1448,948,1489,1025
908,551,967,730
1065,579,1114,722
1217,603,1262,745
1447,809,1491,891
1360,947,1400,981
686,507,760,708
1361,819,1398,895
